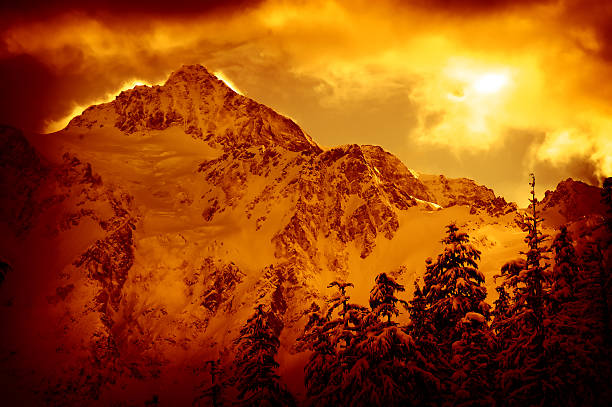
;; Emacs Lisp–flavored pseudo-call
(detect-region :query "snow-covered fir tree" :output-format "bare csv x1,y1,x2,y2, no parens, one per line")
550,226,580,304
491,260,525,343
369,273,408,323
297,309,340,406
339,273,426,407
408,279,428,338
495,174,552,406
450,312,497,407
423,223,489,349
491,285,510,336
298,281,368,406
233,305,295,407
405,279,445,406
540,226,607,406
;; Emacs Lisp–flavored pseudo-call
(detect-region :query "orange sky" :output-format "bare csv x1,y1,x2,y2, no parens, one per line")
1,0,611,205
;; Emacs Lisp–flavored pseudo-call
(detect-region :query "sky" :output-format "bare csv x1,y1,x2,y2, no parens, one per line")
1,0,611,205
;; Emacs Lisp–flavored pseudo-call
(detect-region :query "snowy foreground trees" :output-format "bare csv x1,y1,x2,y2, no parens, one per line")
197,176,611,406
297,223,493,406
297,223,610,406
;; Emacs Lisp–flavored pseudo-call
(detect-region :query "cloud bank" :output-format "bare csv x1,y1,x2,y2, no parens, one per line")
1,0,610,204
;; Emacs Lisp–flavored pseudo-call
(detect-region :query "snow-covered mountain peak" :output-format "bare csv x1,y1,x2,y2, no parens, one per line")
164,64,222,87
66,64,321,153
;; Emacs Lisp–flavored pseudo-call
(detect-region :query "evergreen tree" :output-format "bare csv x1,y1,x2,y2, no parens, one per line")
491,260,525,351
341,273,438,407
573,234,612,405
450,313,497,407
405,279,445,406
522,174,550,340
496,174,552,406
541,227,606,406
298,309,340,406
298,282,368,406
491,286,510,332
550,226,579,304
369,273,408,323
423,223,489,349
408,279,428,338
234,305,295,407
326,280,359,348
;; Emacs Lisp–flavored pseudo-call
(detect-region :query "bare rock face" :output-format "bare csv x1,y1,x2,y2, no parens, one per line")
360,145,432,204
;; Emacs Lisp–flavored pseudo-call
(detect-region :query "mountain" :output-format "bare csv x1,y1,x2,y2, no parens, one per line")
0,65,606,405
538,178,608,226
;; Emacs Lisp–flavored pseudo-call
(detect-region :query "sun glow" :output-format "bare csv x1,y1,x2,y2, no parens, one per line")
213,71,243,95
473,73,509,94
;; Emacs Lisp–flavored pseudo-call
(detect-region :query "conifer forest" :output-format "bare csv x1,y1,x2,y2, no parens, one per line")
192,176,612,406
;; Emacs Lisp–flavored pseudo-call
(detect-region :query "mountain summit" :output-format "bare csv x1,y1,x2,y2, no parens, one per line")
69,64,320,153
0,65,604,405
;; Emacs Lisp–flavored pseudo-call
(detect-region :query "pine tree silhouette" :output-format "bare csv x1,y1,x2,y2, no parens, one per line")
550,226,580,303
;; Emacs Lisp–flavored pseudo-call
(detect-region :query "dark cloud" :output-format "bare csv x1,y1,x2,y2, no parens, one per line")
0,54,59,131
403,0,556,14
0,31,248,131
0,1,263,21
534,154,603,190
562,0,612,63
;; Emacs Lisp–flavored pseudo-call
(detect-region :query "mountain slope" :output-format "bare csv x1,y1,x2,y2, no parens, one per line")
0,64,604,405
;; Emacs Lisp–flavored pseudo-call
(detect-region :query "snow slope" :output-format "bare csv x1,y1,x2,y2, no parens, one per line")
0,65,603,405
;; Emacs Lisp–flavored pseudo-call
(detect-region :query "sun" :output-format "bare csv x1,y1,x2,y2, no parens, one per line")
473,73,509,94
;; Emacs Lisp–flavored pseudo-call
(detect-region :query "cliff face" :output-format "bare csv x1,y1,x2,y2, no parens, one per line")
0,65,602,405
